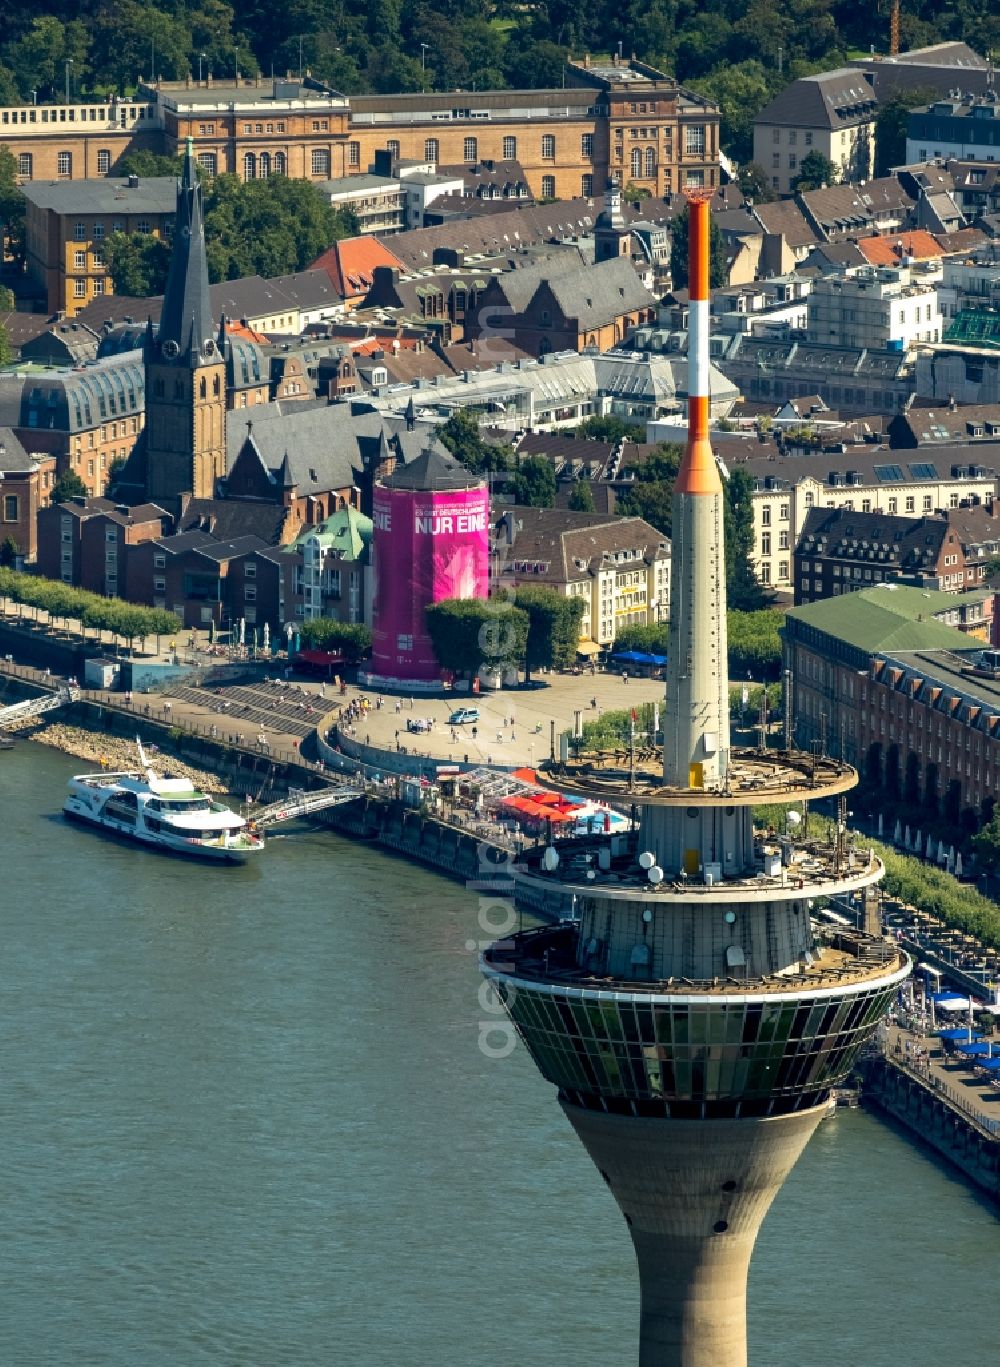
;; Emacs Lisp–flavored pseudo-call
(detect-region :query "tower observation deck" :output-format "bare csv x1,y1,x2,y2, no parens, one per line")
481,195,909,1367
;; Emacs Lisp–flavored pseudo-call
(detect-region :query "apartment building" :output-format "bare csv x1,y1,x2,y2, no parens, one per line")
0,95,158,182
22,174,177,316
753,69,877,197
493,506,670,649
36,496,166,593
726,444,998,591
907,95,1000,166
805,264,942,350
0,432,56,562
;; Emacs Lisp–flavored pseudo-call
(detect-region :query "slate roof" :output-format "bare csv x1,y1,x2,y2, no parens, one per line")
177,497,290,545
384,446,480,492
385,197,605,272
20,176,178,215
795,505,953,574
158,145,213,358
0,428,37,471
194,535,270,562
495,506,669,583
728,442,999,490
543,256,655,329
799,178,915,238
754,69,877,131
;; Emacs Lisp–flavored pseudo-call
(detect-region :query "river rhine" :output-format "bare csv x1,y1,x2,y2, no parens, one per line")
2,742,996,1364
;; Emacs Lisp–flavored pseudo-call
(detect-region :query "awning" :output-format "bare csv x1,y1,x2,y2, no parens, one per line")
937,997,974,1012
576,639,603,656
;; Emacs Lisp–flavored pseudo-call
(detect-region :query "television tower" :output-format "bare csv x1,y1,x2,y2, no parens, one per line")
482,193,909,1365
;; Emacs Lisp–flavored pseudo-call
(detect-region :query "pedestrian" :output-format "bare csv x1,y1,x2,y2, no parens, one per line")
395,699,402,714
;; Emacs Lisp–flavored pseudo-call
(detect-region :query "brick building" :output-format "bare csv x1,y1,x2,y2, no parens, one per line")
22,175,177,316
4,60,720,204
782,584,993,770
792,505,1000,610
0,432,56,562
36,496,166,592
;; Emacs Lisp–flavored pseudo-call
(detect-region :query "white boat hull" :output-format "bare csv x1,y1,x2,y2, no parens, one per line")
63,796,262,864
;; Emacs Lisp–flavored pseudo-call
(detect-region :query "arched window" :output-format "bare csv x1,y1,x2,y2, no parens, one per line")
259,151,270,178
630,148,642,178
424,138,439,163
273,151,286,175
645,146,656,177
244,152,256,180
199,377,207,398
213,376,221,396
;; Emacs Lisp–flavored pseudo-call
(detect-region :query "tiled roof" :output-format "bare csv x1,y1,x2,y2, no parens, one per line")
310,238,405,299
856,229,943,265
495,506,669,583
753,200,820,249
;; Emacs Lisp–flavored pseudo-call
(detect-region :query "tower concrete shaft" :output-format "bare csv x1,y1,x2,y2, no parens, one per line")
562,1102,825,1367
662,193,729,790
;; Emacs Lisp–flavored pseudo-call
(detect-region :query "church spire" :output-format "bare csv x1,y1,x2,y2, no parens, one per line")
158,136,215,364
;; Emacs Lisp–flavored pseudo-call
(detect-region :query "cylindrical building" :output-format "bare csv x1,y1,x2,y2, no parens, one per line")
371,446,488,684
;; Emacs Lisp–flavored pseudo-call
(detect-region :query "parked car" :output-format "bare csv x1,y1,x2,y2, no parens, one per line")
448,707,480,725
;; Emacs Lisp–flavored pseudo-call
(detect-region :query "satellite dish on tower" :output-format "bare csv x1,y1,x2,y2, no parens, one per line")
648,865,664,885
639,851,655,870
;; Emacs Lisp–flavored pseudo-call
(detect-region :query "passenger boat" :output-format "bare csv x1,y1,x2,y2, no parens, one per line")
63,739,263,862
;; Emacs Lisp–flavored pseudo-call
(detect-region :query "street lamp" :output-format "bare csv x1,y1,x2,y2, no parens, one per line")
198,52,207,83
65,59,73,106
420,43,429,73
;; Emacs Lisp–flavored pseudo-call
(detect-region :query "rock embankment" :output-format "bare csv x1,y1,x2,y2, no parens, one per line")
33,722,228,794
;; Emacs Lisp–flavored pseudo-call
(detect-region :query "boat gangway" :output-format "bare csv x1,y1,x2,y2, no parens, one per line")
0,685,79,729
253,785,364,828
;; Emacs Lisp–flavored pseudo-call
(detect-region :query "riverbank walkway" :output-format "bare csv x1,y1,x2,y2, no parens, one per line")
885,1021,1000,1138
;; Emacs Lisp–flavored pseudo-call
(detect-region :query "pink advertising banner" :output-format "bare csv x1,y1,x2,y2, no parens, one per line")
372,484,489,680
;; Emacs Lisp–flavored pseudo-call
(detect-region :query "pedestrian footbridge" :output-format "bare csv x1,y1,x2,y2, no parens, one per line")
253,785,364,828
0,686,79,729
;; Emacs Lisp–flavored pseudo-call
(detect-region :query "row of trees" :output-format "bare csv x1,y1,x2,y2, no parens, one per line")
425,589,585,680
612,607,784,680
0,568,179,651
3,3,994,116
298,618,372,662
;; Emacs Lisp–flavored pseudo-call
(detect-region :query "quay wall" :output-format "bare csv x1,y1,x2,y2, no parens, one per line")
862,1055,1000,1200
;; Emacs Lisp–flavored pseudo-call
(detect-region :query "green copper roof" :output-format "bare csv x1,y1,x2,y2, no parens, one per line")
289,503,373,560
785,585,987,654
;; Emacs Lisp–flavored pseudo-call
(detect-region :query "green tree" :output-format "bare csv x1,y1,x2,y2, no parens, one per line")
575,414,646,442
568,480,595,512
793,150,838,192
509,455,556,508
670,210,728,290
0,144,25,268
438,409,510,475
425,598,528,677
104,230,172,298
0,534,18,566
203,174,347,281
503,40,569,90
727,608,783,679
691,61,772,165
615,444,682,537
298,618,372,660
875,86,937,177
49,469,87,504
736,162,775,204
117,150,189,180
516,585,585,679
724,466,767,610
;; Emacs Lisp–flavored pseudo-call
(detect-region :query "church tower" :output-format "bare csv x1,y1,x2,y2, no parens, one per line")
144,138,226,510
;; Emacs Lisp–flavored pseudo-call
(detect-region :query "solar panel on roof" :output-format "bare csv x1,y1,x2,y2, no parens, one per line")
874,463,904,482
909,461,939,480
